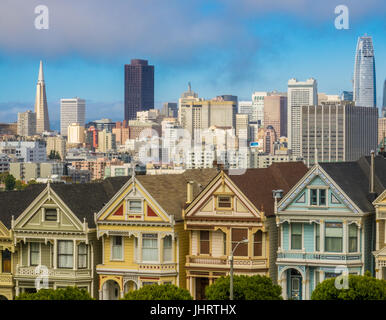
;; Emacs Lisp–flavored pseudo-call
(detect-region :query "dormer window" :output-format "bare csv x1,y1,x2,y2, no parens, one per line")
310,189,326,206
45,209,57,221
217,196,232,209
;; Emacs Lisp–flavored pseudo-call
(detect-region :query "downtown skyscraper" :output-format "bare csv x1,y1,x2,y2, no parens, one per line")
124,59,154,121
34,61,50,133
353,35,376,108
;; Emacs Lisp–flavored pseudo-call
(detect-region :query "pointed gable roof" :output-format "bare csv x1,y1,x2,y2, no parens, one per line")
135,169,218,221
227,162,308,217
0,183,46,228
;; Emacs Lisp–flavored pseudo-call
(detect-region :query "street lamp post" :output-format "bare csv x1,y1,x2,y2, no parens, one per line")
229,238,248,300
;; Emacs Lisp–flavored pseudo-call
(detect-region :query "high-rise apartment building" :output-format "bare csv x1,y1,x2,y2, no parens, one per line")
124,59,154,121
238,101,253,120
34,61,50,133
263,95,288,138
235,114,249,142
60,98,86,136
251,92,269,125
299,101,378,166
67,123,86,144
17,110,36,137
179,99,237,141
287,78,318,156
97,130,117,153
353,35,376,108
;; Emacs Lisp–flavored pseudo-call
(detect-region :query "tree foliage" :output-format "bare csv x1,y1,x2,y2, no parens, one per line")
15,287,94,300
311,272,386,300
205,275,282,300
4,174,16,191
48,150,61,160
122,284,192,300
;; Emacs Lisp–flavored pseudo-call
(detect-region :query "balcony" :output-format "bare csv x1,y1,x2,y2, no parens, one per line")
277,252,361,263
186,255,268,269
15,266,91,279
0,273,13,286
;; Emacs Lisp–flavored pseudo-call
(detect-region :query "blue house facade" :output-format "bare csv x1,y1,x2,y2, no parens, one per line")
275,158,384,300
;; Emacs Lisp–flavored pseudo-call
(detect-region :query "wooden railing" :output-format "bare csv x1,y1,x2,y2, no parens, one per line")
187,256,267,268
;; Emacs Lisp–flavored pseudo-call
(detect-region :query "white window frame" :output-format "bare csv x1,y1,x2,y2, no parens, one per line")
110,236,124,261
308,187,328,207
348,223,359,253
289,223,303,251
29,242,41,267
126,198,144,220
141,233,159,263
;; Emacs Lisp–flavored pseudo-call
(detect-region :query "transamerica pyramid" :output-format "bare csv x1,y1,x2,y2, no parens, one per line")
34,60,50,133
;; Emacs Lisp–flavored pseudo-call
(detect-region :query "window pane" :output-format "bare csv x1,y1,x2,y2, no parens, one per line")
58,241,73,268
163,236,172,262
292,223,302,235
129,200,142,212
45,209,57,221
254,231,262,256
349,224,358,252
231,228,248,256
142,234,158,262
78,244,87,269
112,236,123,260
310,189,317,205
315,224,320,251
200,231,210,254
319,189,326,205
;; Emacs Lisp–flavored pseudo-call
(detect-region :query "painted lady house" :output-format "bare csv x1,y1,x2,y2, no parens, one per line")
0,185,45,300
183,162,307,300
95,169,217,300
9,178,127,298
372,155,386,280
276,155,386,300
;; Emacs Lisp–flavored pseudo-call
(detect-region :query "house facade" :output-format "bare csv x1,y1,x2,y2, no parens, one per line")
10,178,127,298
373,190,386,280
276,156,386,300
96,169,217,300
184,163,307,299
0,184,46,300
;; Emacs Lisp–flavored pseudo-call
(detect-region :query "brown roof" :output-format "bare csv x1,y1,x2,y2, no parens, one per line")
136,169,218,221
227,162,308,217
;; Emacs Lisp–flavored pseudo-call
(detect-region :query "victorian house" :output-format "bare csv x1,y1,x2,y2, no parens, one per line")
0,185,45,300
95,169,217,300
372,156,386,280
276,155,386,300
183,162,307,299
10,178,127,298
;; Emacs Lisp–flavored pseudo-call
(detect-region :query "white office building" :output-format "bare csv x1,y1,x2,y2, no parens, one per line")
287,78,318,156
60,98,86,136
0,141,46,162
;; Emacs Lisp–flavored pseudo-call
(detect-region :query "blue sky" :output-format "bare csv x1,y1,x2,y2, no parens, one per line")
0,0,385,130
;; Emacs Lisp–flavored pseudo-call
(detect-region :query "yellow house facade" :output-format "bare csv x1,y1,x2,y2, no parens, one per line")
373,189,386,280
0,221,14,300
96,169,217,300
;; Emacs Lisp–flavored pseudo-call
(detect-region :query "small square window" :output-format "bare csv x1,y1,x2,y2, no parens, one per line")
218,196,232,208
45,209,57,221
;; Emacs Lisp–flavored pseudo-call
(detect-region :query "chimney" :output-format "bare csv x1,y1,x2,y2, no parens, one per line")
370,150,375,194
367,150,377,202
186,181,194,204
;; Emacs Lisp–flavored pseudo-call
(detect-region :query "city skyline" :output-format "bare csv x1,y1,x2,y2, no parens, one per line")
0,1,385,130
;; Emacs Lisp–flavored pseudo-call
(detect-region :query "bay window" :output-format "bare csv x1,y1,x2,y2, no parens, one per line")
315,224,320,251
142,234,158,262
58,241,73,268
199,231,210,255
78,243,87,269
291,223,302,250
253,231,262,256
163,235,172,262
325,222,343,252
348,224,358,252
